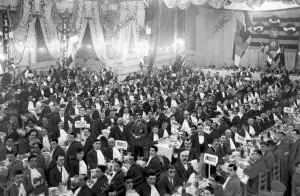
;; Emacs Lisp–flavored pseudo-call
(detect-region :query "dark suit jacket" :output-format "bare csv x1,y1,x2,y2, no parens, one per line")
91,110,100,120
74,185,91,196
190,133,211,158
110,171,125,195
86,149,106,169
109,125,131,142
49,146,65,170
7,182,29,196
66,141,83,167
7,160,24,180
90,175,108,196
174,162,195,185
157,173,178,195
144,156,162,179
48,166,69,187
24,167,47,195
68,159,79,177
224,174,241,196
127,163,143,188
136,182,158,196
83,135,96,155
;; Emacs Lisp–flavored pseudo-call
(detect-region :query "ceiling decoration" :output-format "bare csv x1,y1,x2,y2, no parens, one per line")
162,0,300,10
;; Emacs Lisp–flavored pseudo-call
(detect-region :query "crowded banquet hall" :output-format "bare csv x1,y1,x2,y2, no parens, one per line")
1,0,300,196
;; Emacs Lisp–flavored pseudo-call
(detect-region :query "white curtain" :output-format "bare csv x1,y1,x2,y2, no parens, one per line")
115,0,142,63
67,0,86,59
10,0,32,64
88,0,113,65
39,0,61,60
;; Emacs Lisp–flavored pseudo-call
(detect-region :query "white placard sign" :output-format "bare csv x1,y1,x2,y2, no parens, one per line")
115,140,128,150
203,153,218,166
75,121,85,128
284,107,294,114
203,126,212,134
235,133,246,144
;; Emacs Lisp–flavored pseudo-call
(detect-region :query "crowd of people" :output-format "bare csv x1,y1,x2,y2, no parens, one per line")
0,63,299,196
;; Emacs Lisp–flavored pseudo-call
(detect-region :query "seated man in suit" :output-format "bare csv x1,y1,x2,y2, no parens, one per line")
24,155,48,196
126,154,143,188
86,139,106,169
157,165,179,195
90,165,109,196
48,155,69,187
6,150,24,180
73,174,92,196
144,146,162,181
175,150,195,185
66,133,83,167
69,148,88,177
49,138,65,170
6,170,28,196
136,170,160,196
223,164,241,196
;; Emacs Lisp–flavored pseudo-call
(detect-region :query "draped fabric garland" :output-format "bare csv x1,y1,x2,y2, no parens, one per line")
146,0,161,67
8,0,148,67
39,0,61,61
162,0,300,9
88,0,112,66
9,0,32,64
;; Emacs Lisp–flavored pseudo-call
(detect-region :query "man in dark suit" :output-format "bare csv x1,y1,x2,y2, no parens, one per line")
91,105,100,120
136,170,160,196
148,124,164,147
175,151,195,185
6,170,28,196
110,160,126,195
90,165,108,196
190,124,211,158
24,155,48,196
144,146,162,181
223,164,241,196
127,155,143,188
66,133,83,167
206,139,225,177
86,139,106,169
82,129,96,156
49,138,65,170
109,118,131,142
6,150,24,180
157,165,178,195
73,174,92,196
48,155,69,187
73,107,91,134
131,115,147,157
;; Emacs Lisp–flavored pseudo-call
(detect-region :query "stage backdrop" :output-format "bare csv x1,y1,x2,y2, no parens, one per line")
196,7,300,71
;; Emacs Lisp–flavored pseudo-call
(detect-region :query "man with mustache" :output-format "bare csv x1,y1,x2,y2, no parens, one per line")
174,150,195,186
